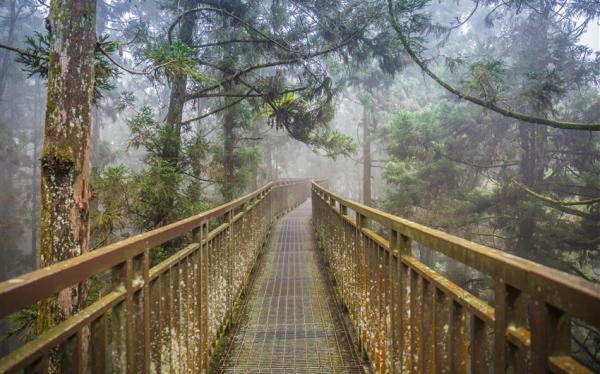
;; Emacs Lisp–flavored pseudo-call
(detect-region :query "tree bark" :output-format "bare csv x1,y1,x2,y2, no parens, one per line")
222,101,236,200
38,0,96,353
362,104,372,206
514,6,550,258
0,0,18,101
162,0,196,167
31,79,43,267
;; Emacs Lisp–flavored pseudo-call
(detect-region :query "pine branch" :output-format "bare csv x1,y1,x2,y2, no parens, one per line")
512,178,600,206
97,47,173,76
0,41,47,60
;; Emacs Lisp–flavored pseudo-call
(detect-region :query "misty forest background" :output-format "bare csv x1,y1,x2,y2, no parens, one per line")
0,0,599,366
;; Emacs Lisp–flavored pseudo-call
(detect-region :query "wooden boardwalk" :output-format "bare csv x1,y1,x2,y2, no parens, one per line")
217,202,367,373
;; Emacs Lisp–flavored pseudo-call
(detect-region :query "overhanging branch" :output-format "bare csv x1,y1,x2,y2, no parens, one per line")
387,0,600,131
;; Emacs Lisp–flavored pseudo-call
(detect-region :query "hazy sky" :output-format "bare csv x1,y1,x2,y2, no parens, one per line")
581,19,600,51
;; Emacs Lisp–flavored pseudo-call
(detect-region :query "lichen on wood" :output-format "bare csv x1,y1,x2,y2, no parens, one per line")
37,0,97,370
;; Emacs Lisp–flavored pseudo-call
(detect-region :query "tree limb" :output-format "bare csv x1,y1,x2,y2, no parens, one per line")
387,0,600,131
98,47,172,76
512,178,600,206
0,41,46,60
180,91,252,125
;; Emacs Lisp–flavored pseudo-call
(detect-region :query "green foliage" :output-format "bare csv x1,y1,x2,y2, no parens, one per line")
308,128,356,159
257,88,356,158
16,31,120,101
519,68,565,115
91,165,130,248
464,59,509,104
255,92,297,118
127,105,160,152
147,39,211,83
124,104,214,229
15,31,48,78
15,30,119,101
0,308,37,344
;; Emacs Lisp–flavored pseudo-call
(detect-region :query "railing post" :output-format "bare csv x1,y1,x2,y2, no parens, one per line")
390,229,411,373
201,222,210,372
227,209,234,312
356,212,367,357
494,281,528,373
142,248,150,374
531,301,570,373
125,258,135,372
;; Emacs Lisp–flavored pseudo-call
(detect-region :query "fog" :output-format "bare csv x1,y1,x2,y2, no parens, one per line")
0,0,599,279
0,0,599,367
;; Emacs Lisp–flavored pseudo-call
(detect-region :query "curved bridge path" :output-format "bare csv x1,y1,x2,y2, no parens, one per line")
217,202,367,373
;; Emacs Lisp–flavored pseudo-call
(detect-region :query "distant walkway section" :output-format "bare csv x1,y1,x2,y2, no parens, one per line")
218,202,366,373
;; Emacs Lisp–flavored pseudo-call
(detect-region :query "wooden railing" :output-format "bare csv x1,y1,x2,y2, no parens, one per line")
312,181,600,373
0,179,309,373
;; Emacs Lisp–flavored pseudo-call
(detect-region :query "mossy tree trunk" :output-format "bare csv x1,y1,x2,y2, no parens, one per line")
38,0,96,355
162,1,196,167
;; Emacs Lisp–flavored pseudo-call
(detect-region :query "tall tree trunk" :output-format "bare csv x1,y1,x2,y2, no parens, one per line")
516,124,546,257
162,0,196,167
516,125,536,256
362,105,372,206
222,102,236,200
265,141,273,181
0,0,18,101
31,79,43,267
38,0,96,357
156,0,196,225
515,6,549,258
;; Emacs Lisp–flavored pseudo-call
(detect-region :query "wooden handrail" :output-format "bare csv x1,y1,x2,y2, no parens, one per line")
312,181,600,373
0,179,310,373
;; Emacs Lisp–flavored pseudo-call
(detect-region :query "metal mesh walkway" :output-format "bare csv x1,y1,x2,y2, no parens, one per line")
217,202,367,373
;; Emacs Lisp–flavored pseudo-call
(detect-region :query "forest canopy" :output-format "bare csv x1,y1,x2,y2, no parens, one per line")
0,0,599,370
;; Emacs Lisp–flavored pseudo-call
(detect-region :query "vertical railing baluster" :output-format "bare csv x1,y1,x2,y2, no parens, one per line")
384,242,392,373
411,271,423,373
470,314,489,373
435,289,450,373
167,266,175,371
356,212,367,356
450,302,468,373
400,263,412,372
531,301,570,373
90,314,107,374
201,222,209,373
112,262,126,373
228,209,234,313
150,276,161,371
389,232,401,373
142,250,150,374
180,256,189,372
423,279,436,374
124,258,134,373
57,330,84,374
160,268,171,372
495,280,509,374
495,281,527,373
24,353,49,374
378,242,386,371
192,226,202,373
